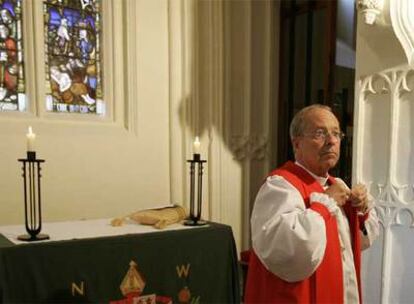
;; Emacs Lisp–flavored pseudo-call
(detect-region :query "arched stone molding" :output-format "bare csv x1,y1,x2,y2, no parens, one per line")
230,135,269,161
355,68,414,201
355,66,414,303
357,0,414,67
389,0,414,67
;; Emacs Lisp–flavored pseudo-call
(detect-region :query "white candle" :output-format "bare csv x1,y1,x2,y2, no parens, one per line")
26,126,36,152
193,136,201,154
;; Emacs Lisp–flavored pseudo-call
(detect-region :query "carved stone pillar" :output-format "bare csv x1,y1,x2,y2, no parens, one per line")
355,1,414,303
168,0,278,251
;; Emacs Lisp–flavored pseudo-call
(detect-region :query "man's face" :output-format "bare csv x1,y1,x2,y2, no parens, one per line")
292,108,341,177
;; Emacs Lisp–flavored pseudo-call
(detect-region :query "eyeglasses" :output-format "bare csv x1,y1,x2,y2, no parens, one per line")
304,129,345,141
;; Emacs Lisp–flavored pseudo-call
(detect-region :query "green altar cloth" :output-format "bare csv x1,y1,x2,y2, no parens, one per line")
0,222,240,303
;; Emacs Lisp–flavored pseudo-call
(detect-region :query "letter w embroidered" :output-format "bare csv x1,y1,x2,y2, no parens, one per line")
176,264,191,278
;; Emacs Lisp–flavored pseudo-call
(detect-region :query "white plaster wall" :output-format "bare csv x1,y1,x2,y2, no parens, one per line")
0,0,279,260
0,0,171,224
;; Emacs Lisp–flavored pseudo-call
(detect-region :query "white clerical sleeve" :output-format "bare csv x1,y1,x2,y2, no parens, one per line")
251,175,333,282
360,197,380,250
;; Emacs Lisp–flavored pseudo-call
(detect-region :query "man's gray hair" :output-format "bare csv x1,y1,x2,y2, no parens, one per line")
289,104,333,140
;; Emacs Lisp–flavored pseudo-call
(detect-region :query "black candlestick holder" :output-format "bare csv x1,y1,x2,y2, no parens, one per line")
17,151,49,241
184,153,207,226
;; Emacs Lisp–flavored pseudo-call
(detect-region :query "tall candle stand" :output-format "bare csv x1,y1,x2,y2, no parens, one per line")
17,151,49,241
184,153,207,226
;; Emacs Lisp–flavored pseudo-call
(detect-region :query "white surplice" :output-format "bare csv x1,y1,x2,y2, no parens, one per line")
251,163,379,304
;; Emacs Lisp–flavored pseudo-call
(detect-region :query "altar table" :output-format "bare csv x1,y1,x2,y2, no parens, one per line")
0,220,240,303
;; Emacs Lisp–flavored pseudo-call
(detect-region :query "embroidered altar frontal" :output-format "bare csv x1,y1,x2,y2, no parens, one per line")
0,222,240,303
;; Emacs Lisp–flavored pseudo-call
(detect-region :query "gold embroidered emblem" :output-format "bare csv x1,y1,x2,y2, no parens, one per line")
110,260,199,304
120,260,146,296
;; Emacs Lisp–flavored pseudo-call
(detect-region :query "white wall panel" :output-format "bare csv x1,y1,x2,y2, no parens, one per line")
0,0,171,224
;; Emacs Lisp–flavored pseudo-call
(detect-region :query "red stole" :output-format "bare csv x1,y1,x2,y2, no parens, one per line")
244,161,363,304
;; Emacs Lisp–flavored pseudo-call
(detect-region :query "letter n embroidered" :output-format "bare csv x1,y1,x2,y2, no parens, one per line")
72,281,85,296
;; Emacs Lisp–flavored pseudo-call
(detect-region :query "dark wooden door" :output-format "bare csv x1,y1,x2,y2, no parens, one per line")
277,0,353,184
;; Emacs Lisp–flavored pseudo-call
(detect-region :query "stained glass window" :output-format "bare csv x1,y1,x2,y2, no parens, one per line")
44,0,103,114
0,0,25,112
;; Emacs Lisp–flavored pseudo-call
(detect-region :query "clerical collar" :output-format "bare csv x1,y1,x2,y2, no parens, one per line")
295,161,329,187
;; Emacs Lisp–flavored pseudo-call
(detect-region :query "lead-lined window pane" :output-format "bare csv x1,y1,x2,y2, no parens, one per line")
0,0,25,112
44,0,103,114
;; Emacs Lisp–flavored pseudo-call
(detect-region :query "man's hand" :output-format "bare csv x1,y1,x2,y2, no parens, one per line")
325,183,350,207
349,183,369,213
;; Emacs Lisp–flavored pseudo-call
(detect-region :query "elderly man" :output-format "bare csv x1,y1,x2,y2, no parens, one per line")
244,104,379,303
